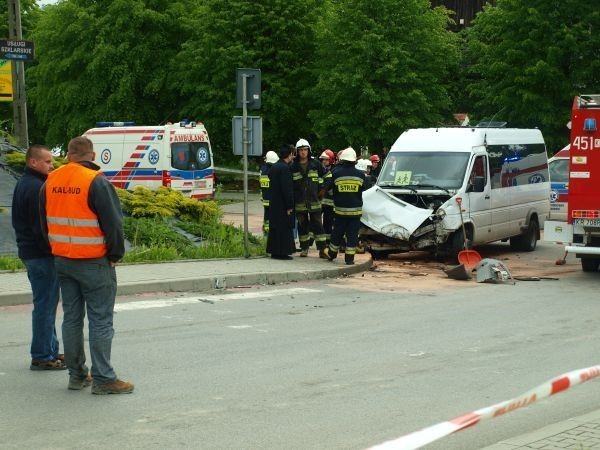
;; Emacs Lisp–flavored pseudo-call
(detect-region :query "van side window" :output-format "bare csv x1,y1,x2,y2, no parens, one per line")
487,143,548,189
471,155,486,180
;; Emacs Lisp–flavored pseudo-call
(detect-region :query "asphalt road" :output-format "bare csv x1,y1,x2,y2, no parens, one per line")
1,266,599,449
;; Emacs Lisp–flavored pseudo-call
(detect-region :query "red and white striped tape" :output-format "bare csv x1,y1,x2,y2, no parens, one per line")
368,365,600,450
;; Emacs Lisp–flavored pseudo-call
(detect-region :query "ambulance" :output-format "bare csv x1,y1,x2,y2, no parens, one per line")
548,145,570,222
360,126,550,258
545,95,600,271
83,121,215,198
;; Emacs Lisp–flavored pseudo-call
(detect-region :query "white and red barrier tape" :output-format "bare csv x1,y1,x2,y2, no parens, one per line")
368,365,600,450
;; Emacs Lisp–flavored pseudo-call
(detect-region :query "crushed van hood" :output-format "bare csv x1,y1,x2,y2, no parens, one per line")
361,185,433,241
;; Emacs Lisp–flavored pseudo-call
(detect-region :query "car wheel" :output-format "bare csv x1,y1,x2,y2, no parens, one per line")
510,217,538,252
581,257,600,272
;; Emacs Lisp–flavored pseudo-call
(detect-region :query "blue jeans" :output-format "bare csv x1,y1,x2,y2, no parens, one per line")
23,257,60,361
55,256,118,384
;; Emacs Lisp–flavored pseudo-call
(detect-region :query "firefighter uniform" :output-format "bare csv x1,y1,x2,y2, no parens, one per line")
325,148,365,265
291,150,327,255
321,165,334,244
259,163,271,235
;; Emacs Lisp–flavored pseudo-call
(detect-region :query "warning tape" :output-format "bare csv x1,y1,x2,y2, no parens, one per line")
368,365,600,450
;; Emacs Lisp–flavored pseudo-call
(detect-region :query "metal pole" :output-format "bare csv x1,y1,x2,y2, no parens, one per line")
242,75,249,258
7,0,28,148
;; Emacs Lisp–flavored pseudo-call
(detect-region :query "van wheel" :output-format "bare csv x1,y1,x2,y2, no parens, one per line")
450,229,472,258
581,257,600,272
510,218,538,252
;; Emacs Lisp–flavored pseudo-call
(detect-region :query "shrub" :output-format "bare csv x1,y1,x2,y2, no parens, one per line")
4,152,25,172
0,256,25,271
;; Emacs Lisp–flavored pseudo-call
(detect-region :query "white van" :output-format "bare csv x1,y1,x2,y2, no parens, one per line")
83,121,215,199
360,127,550,258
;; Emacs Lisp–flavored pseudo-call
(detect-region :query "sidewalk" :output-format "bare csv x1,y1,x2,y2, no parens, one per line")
0,252,372,307
482,410,600,449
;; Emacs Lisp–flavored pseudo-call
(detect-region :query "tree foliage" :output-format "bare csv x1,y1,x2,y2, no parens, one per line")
464,0,600,151
309,0,460,153
26,0,193,147
172,0,324,163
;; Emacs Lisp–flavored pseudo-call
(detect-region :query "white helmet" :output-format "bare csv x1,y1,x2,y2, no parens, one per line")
339,147,357,162
355,159,369,172
265,151,278,164
295,138,311,150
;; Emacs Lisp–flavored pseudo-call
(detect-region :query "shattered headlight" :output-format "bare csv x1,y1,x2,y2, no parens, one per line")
433,208,446,221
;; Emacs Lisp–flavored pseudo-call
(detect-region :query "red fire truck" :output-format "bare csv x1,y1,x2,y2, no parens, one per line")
545,95,600,271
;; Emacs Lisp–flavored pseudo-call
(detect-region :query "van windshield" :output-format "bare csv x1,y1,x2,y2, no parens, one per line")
171,142,211,171
377,151,470,189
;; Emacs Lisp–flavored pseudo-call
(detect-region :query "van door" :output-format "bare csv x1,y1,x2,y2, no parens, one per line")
466,154,493,243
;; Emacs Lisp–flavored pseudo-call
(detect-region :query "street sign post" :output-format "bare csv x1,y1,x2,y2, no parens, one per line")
234,68,262,258
0,39,34,61
232,116,263,156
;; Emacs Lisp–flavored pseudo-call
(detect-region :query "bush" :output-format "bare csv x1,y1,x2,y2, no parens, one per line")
117,186,221,224
0,256,25,271
4,152,25,172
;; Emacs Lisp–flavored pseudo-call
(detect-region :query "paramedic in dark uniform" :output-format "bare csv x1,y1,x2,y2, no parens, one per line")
323,147,366,265
291,138,328,258
259,151,279,236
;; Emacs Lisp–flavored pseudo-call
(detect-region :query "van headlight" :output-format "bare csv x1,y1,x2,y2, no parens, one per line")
434,208,446,221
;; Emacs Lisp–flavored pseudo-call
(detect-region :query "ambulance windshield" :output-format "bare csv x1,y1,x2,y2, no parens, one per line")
377,151,470,189
171,142,211,171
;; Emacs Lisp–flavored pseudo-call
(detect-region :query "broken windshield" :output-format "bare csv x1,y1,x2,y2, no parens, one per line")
377,151,470,189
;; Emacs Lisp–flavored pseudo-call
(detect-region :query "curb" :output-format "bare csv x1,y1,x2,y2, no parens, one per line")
0,257,372,307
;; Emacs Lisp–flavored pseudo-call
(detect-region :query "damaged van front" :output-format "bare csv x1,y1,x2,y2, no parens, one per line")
360,127,550,258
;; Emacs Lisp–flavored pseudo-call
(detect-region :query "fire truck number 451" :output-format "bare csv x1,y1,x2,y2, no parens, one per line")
572,136,600,150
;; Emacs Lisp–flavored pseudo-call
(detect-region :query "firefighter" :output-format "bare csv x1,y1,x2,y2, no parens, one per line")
291,138,328,258
319,149,335,245
260,151,279,236
370,154,381,178
323,147,366,265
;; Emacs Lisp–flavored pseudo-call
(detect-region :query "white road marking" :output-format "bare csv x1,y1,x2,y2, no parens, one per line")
115,288,322,312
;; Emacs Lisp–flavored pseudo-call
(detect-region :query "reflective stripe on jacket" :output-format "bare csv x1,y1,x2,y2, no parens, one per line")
46,163,107,259
327,164,366,218
291,158,324,212
260,164,271,207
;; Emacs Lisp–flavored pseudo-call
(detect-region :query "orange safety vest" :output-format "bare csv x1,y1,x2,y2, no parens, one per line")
46,163,107,259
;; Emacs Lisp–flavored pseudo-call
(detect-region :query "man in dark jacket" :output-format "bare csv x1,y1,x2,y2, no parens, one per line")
266,145,296,259
323,147,366,265
12,145,65,370
291,138,328,258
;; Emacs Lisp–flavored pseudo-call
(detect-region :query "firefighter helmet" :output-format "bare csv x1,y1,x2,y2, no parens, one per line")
355,159,372,172
369,154,380,163
265,151,278,164
295,138,311,150
339,147,357,162
320,149,335,161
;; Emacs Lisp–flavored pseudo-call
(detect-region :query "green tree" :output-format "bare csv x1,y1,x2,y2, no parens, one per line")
26,0,193,147
309,0,459,153
464,0,600,151
173,0,324,164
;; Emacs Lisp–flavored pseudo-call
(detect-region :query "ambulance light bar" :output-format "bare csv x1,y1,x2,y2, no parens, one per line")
96,122,136,127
